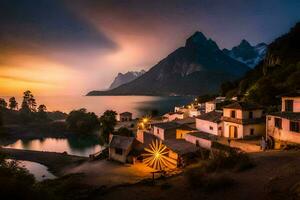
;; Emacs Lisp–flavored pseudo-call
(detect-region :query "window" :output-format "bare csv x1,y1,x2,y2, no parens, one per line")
209,126,213,130
249,111,253,119
157,129,159,134
250,129,254,135
285,100,294,112
115,148,123,155
231,110,236,118
275,118,282,129
290,121,300,133
218,127,222,130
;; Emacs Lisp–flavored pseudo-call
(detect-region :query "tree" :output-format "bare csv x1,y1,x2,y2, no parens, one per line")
66,108,100,134
9,97,18,110
99,110,117,143
0,98,7,109
37,104,49,122
38,104,47,113
21,90,37,112
115,127,134,137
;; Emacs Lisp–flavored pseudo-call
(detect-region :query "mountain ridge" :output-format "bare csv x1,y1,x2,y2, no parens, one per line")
109,70,146,89
223,39,267,68
87,31,250,96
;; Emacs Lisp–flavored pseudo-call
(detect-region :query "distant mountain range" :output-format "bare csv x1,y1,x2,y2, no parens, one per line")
221,22,300,106
109,70,146,89
87,32,251,96
223,40,267,68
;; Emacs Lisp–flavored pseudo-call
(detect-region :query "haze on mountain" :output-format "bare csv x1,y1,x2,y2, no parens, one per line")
109,70,146,90
87,32,250,96
223,40,267,68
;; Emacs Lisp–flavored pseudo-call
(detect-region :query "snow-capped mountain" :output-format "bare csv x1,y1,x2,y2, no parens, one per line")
109,70,146,89
223,40,267,68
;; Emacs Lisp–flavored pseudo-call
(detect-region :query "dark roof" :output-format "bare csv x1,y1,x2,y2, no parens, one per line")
279,91,300,97
163,139,199,155
120,112,132,116
152,122,180,130
223,102,263,110
109,135,134,150
174,117,196,125
187,131,219,141
197,111,222,123
177,124,197,131
166,111,184,115
268,112,300,122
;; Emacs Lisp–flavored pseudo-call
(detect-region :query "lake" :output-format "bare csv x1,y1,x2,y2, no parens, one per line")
0,95,193,117
7,159,56,182
4,138,103,157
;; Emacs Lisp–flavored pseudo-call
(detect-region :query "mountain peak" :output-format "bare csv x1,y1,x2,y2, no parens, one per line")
239,39,252,48
185,31,207,47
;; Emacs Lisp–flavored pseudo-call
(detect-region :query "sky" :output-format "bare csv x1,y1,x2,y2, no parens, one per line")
0,0,299,96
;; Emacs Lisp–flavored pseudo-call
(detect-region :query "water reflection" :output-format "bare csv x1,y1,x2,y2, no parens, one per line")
4,137,102,157
7,159,56,182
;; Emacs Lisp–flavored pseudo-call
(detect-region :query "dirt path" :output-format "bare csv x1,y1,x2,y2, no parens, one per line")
0,147,87,176
98,151,300,200
65,160,154,187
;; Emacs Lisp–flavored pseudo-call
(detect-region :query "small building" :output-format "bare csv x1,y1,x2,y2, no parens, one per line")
119,112,133,122
185,131,219,149
188,108,201,117
152,121,197,140
205,101,216,113
163,111,185,121
109,135,135,163
267,91,300,144
196,110,223,136
222,102,265,139
163,139,200,166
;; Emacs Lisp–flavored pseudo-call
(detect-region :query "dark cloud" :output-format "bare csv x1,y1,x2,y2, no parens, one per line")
69,0,300,48
0,0,118,52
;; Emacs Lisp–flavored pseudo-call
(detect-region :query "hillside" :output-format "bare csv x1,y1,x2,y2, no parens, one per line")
87,32,250,96
221,22,300,107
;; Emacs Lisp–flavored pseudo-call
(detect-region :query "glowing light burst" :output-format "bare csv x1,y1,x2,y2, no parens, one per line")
143,140,177,170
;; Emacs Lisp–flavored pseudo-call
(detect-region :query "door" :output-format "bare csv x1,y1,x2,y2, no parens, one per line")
229,125,238,138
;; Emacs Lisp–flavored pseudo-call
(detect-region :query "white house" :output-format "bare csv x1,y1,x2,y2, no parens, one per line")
195,111,223,136
205,101,216,113
267,91,300,144
222,102,265,139
185,131,218,149
163,111,185,121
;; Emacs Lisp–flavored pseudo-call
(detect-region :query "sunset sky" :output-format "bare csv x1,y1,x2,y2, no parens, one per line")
1,0,299,96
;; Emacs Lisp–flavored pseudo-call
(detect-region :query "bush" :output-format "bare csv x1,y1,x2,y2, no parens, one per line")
186,168,236,191
206,151,255,172
66,108,100,134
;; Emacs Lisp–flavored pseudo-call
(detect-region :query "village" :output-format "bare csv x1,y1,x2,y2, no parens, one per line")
107,91,300,173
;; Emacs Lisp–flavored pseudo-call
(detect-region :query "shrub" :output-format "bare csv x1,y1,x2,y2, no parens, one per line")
206,151,255,172
186,168,236,191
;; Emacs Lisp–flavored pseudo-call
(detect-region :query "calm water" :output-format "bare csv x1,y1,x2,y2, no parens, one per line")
7,159,56,181
4,138,103,157
0,95,193,117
